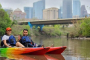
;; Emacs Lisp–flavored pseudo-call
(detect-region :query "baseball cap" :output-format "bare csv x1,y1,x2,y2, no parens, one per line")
6,27,12,31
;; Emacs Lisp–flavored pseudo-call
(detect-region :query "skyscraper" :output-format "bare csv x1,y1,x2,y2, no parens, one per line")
81,5,88,17
58,9,61,19
58,6,63,19
73,0,81,17
33,0,45,19
24,7,33,19
63,0,72,18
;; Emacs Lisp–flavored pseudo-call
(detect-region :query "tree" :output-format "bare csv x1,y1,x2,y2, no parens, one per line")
0,4,2,9
0,4,12,35
80,18,90,36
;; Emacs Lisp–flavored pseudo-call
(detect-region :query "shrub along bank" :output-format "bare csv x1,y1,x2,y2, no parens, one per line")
66,18,90,38
11,25,62,37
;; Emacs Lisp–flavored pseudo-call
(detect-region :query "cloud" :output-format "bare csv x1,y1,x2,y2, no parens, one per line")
0,0,38,11
0,0,90,13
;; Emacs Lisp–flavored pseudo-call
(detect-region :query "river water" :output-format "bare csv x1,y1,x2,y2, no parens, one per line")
0,36,90,60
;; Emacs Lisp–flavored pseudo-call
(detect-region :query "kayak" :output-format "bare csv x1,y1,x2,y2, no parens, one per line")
22,47,50,55
0,46,66,55
0,47,50,55
46,46,67,54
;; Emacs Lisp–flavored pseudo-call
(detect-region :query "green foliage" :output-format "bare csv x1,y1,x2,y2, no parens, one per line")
66,18,90,37
0,5,12,35
12,20,18,25
43,26,61,36
0,4,2,9
11,25,31,36
80,18,90,36
33,29,40,36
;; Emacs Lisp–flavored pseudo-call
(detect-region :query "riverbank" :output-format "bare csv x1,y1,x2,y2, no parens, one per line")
11,25,62,37
65,18,90,38
10,25,90,40
69,37,90,40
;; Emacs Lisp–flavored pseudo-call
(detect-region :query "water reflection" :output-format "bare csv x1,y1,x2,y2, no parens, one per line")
46,54,65,60
0,54,65,60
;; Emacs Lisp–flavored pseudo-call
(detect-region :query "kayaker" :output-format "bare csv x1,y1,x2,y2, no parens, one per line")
18,29,42,47
1,27,25,48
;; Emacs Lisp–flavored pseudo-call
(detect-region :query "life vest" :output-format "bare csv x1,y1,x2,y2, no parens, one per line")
8,35,16,45
21,36,31,44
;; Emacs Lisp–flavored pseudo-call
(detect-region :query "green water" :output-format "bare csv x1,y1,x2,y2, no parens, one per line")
0,36,90,60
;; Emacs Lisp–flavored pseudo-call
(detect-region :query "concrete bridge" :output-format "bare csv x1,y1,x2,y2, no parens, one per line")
18,18,85,25
18,18,86,30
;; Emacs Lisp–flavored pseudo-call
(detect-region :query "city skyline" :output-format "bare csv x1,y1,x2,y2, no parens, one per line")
0,0,90,13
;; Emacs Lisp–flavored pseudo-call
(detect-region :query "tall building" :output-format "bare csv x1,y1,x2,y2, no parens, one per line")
58,6,63,19
73,0,81,17
11,8,26,20
81,5,88,17
33,0,45,19
63,0,72,18
24,7,33,19
58,9,61,19
43,7,59,20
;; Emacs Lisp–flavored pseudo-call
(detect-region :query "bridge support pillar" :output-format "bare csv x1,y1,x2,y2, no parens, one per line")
28,22,44,31
40,25,44,31
28,22,33,29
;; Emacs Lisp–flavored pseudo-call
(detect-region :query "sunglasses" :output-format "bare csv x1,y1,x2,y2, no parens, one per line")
7,30,12,31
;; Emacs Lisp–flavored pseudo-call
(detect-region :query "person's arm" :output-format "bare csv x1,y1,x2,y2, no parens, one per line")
3,40,11,48
17,35,21,42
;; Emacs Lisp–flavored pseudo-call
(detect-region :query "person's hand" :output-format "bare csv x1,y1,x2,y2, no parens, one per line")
51,44,54,47
18,35,21,40
8,46,12,48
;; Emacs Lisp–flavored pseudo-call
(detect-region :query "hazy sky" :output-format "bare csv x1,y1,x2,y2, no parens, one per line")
0,0,90,13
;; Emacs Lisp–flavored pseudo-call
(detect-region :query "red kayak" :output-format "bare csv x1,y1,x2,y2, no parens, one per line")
46,46,67,54
22,47,50,55
8,47,50,55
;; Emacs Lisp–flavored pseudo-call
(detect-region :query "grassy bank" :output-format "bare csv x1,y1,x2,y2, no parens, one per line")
43,26,61,37
11,25,31,36
11,25,62,37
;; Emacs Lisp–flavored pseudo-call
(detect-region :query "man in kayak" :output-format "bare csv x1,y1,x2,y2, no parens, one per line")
18,29,42,47
1,27,25,48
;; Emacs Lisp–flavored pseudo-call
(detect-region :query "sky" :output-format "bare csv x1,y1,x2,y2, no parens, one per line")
0,0,90,13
